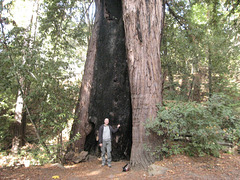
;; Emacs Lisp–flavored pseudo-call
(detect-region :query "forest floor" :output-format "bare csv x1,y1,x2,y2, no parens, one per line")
1,153,240,180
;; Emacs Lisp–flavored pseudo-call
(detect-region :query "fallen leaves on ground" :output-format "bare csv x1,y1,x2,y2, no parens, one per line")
0,153,240,180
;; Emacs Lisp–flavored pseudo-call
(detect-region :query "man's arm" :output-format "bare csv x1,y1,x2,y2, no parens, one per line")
110,124,120,133
99,125,103,146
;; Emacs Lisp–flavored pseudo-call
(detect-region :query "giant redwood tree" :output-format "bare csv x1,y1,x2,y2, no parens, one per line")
70,0,164,168
122,0,163,168
70,0,132,160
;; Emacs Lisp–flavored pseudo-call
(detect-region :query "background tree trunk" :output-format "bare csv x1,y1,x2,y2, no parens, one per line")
11,90,24,153
208,45,213,98
122,0,163,169
192,72,202,102
70,0,132,160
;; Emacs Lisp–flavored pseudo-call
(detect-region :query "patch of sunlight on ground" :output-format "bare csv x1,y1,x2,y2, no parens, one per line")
64,164,79,168
86,169,103,176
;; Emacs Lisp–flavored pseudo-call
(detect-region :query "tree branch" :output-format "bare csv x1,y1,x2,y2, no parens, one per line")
227,0,240,17
166,1,186,30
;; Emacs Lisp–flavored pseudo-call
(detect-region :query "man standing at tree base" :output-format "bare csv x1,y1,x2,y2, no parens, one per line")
99,118,120,168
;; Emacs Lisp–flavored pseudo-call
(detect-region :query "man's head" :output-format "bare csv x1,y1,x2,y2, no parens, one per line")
104,118,109,125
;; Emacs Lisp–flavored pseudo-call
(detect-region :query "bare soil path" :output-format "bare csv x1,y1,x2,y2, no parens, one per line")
1,153,240,180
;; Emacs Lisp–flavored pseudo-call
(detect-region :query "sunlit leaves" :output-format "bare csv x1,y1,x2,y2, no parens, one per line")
161,0,240,101
191,3,208,25
0,0,93,153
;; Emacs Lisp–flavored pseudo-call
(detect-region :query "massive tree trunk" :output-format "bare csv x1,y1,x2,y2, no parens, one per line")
70,0,132,160
71,0,164,167
122,0,164,169
69,1,100,152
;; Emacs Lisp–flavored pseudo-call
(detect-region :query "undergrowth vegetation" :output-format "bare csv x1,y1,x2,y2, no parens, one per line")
146,94,240,158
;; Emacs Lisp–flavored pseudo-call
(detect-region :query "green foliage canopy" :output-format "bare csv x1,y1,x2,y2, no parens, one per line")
0,0,93,154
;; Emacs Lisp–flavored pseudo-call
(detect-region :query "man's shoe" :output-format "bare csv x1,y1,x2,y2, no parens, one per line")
108,164,111,168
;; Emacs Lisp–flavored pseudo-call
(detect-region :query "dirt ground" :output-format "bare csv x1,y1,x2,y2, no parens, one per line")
1,153,240,180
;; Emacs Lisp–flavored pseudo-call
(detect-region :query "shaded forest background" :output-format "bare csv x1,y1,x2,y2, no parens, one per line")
0,0,240,167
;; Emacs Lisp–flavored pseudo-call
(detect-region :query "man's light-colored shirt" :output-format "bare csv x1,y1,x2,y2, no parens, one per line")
103,125,111,141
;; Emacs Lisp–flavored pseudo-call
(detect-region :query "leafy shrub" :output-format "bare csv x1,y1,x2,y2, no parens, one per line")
0,93,15,151
146,94,240,157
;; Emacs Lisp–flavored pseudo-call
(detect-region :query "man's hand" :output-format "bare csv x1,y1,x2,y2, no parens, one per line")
117,124,120,128
99,143,102,147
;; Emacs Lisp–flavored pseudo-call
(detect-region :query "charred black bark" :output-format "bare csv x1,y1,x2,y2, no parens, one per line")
83,0,132,160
